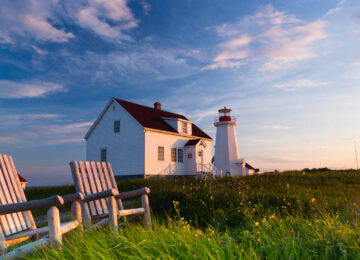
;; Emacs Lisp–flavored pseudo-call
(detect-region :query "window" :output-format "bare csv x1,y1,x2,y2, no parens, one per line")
158,146,164,161
177,149,183,162
188,153,192,159
198,151,202,157
101,149,107,162
182,122,188,134
114,120,120,133
171,148,177,162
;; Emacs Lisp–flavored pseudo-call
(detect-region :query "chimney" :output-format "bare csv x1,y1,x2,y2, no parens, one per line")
154,102,161,110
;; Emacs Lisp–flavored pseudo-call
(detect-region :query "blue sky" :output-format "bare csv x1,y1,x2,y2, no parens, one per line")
0,0,360,185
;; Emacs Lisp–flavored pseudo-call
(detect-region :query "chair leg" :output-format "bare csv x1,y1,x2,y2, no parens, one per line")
141,194,152,229
107,196,118,232
47,206,62,248
71,201,83,230
0,232,7,256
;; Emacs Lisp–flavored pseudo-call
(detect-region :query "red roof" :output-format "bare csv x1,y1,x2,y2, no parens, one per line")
114,98,212,140
18,174,28,183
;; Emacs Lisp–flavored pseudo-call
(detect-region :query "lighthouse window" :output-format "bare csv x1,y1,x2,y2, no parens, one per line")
171,148,177,162
177,149,183,162
158,146,164,161
182,122,188,134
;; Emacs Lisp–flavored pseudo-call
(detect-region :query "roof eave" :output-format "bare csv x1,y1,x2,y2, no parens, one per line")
85,98,115,140
144,127,212,141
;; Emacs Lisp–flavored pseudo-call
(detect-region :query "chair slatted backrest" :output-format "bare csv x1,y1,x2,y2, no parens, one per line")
70,161,120,219
0,154,35,237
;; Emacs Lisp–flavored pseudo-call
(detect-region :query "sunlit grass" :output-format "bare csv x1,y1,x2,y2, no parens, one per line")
23,169,360,259
28,215,360,259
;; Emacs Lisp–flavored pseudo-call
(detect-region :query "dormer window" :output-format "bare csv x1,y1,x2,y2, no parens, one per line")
182,121,188,134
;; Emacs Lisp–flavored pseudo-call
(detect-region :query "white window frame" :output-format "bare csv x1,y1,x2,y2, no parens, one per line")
158,146,165,161
177,148,183,163
182,121,188,134
171,147,177,162
114,120,120,133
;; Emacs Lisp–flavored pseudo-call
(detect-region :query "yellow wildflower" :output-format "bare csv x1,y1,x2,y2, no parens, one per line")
311,198,316,203
255,222,259,226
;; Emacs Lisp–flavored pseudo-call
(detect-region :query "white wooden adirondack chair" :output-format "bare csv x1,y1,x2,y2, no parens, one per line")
70,161,151,230
0,154,83,259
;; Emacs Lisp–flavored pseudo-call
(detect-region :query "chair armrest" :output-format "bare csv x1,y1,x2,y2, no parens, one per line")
0,196,64,215
115,187,150,200
61,192,84,203
83,189,118,202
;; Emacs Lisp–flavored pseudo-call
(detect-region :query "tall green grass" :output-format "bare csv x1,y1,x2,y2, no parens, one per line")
23,170,360,259
29,215,360,259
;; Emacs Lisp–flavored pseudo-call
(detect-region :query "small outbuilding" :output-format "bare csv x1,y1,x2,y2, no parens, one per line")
18,174,28,190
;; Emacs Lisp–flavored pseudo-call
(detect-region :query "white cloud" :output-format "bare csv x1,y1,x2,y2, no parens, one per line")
203,5,327,71
76,0,138,40
0,80,66,98
202,34,250,70
326,0,347,16
44,138,84,145
32,45,48,55
0,0,139,44
260,125,292,130
0,0,74,43
273,80,328,91
39,122,93,135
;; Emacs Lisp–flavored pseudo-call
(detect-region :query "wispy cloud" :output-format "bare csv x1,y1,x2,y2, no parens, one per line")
0,121,91,146
203,5,327,71
326,0,347,16
0,136,16,143
44,138,85,145
0,80,66,99
202,34,250,70
260,125,292,130
0,0,141,44
273,80,327,91
0,0,74,43
32,45,48,55
76,0,138,41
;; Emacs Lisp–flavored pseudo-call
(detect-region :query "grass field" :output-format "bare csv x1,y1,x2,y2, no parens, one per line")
24,169,360,259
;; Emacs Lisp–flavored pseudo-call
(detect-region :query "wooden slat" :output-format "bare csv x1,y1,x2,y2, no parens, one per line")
0,156,20,234
2,155,28,230
0,167,12,236
106,162,118,190
70,161,91,222
7,156,34,230
78,162,97,217
102,162,122,210
84,162,103,216
95,162,110,214
101,162,114,189
90,162,107,214
0,155,23,232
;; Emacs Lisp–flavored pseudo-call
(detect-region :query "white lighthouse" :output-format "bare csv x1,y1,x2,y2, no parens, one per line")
213,107,258,176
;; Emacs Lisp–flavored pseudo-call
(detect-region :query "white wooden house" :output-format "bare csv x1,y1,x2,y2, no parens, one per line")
85,98,215,179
